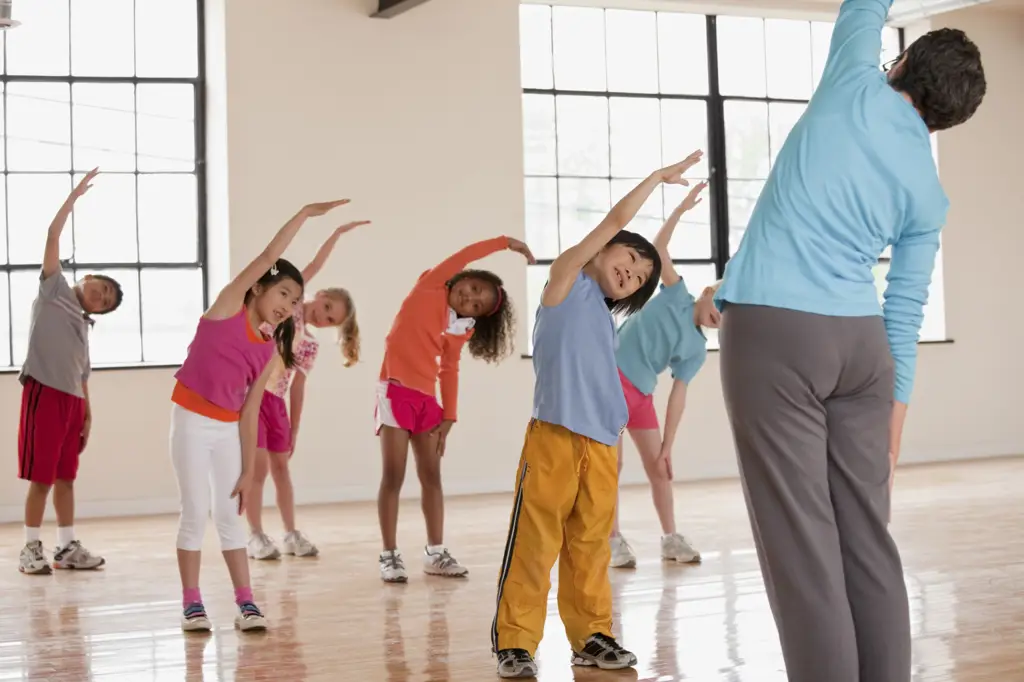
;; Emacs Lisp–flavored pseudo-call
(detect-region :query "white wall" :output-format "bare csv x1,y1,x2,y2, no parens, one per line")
1,0,1021,522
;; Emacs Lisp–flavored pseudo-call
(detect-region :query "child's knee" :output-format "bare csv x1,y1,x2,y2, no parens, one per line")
177,507,208,551
212,503,246,551
380,464,406,491
28,481,52,496
416,461,442,488
269,454,290,480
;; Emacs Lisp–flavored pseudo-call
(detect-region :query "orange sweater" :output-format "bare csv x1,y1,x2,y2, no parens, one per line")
380,236,510,421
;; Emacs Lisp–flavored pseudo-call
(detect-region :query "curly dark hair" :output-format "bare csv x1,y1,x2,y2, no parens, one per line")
447,269,515,363
604,230,662,316
243,258,305,369
888,28,986,132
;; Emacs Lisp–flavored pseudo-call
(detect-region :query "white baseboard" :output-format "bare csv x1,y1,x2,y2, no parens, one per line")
1,446,1018,525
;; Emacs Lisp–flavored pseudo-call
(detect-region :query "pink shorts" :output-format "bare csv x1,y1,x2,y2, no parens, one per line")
258,393,291,453
619,369,659,431
374,381,443,436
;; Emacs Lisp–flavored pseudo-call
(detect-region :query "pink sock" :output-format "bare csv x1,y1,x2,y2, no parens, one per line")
234,586,253,606
182,587,202,608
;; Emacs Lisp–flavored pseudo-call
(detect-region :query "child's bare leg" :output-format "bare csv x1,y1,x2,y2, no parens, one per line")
410,431,444,547
630,428,676,535
24,482,50,530
269,452,296,533
378,426,410,550
245,449,271,534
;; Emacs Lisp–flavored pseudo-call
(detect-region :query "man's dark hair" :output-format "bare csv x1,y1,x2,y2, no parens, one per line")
888,28,986,132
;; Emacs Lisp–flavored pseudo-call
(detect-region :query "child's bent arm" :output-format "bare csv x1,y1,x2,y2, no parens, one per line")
208,200,349,319
661,379,688,454
239,357,278,474
543,152,702,308
419,237,512,289
438,334,469,422
301,220,370,283
43,169,98,278
654,181,708,289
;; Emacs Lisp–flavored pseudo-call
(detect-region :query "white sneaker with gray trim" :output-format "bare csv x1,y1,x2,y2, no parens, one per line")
380,550,408,583
283,530,318,557
661,533,701,563
19,540,51,575
609,534,637,568
53,540,105,570
423,547,468,577
247,532,281,560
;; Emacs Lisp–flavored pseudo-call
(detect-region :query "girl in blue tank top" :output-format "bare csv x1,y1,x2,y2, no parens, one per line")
491,151,704,678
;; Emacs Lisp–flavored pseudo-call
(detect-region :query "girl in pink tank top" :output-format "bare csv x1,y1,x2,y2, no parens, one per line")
168,198,365,634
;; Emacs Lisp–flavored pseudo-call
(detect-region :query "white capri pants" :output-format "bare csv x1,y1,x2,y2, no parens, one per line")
169,404,248,552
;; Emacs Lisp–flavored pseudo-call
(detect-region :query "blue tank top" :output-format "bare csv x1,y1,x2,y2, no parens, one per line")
531,273,628,446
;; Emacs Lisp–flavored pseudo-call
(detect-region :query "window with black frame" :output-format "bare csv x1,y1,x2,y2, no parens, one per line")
0,0,206,370
520,5,946,353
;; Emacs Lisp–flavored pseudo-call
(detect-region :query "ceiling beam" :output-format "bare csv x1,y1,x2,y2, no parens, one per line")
373,0,434,19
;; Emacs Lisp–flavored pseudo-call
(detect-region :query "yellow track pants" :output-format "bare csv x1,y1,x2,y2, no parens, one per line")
491,419,618,655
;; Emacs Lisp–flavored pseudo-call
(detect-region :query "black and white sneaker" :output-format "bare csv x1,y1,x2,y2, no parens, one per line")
570,632,637,670
496,648,538,678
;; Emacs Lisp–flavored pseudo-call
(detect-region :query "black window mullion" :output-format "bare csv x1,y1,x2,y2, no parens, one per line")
705,15,730,279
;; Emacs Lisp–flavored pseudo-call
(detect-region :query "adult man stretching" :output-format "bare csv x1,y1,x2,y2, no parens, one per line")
711,2,985,681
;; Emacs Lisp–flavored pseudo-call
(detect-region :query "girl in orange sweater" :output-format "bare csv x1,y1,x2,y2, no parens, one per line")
376,236,534,582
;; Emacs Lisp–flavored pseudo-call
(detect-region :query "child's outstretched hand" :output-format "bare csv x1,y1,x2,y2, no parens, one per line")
656,150,704,186
507,237,536,264
70,168,99,201
677,180,708,213
301,199,350,217
335,220,371,236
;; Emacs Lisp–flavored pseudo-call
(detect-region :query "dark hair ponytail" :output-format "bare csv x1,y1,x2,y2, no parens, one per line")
243,257,305,369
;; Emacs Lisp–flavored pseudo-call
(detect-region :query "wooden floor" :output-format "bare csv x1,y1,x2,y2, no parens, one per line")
0,458,1021,682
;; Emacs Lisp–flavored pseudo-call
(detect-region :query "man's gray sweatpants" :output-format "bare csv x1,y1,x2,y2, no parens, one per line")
719,304,911,682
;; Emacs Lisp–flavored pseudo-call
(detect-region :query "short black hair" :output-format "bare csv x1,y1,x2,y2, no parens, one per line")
91,274,124,314
604,230,662,317
888,28,986,132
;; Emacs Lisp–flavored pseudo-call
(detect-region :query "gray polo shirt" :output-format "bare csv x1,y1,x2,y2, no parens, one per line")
19,271,91,399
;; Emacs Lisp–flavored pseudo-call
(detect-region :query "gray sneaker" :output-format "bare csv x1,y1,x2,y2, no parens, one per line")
53,540,105,570
19,540,52,575
571,633,637,670
283,530,318,557
496,648,538,678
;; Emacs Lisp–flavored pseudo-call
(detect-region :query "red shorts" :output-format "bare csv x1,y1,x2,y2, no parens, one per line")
374,381,443,436
258,392,291,453
619,369,659,431
18,377,86,485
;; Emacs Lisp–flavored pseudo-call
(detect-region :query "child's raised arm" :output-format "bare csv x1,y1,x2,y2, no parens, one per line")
542,151,703,308
301,220,371,283
654,181,708,289
419,237,535,289
43,169,98,279
207,199,350,320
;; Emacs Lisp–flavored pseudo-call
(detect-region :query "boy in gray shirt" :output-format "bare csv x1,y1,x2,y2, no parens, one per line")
18,169,123,575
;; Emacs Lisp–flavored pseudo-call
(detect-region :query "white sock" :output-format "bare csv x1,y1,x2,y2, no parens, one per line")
57,526,75,549
425,544,445,555
25,526,41,544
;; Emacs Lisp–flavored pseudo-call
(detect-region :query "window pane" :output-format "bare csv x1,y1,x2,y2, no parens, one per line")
768,102,807,167
6,82,71,171
0,273,9,366
664,180,712,259
612,179,662,243
137,84,195,172
811,22,834,90
141,268,204,364
0,84,5,171
72,83,136,172
765,19,812,100
728,179,765,256
520,4,553,90
522,94,556,176
555,95,609,177
526,263,550,352
135,0,199,77
558,178,609,248
677,263,719,348
724,101,769,180
610,98,661,178
9,270,74,366
606,10,658,94
552,7,606,92
717,17,766,97
524,177,559,260
71,0,133,76
0,180,7,264
661,100,709,178
7,174,73,264
138,174,198,263
71,173,137,263
6,0,69,76
86,268,141,364
657,13,708,95
661,99,709,178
